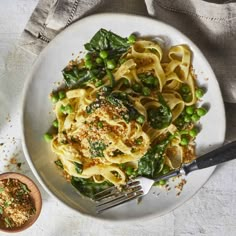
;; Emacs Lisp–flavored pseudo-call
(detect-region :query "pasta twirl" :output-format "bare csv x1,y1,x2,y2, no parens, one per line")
45,29,207,199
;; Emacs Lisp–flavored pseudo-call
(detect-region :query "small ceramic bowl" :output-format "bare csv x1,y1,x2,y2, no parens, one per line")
0,172,42,233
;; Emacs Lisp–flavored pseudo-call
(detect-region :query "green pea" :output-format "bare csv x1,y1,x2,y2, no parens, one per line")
145,75,156,85
138,74,158,87
51,93,59,103
158,179,167,185
128,34,136,44
183,94,192,102
135,137,143,145
132,83,142,92
53,120,58,128
196,88,204,98
60,105,66,114
196,107,207,117
65,104,73,114
189,127,198,137
186,106,194,115
95,57,103,64
123,78,130,86
126,166,134,176
95,80,103,87
184,114,191,123
136,115,145,124
142,87,151,96
58,91,66,100
85,60,93,69
44,133,53,142
180,84,190,94
97,121,103,128
99,50,108,59
106,59,116,70
180,137,189,146
191,114,200,122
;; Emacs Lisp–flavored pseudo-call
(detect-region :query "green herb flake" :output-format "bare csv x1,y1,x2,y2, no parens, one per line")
0,206,3,214
0,187,5,193
74,162,83,174
4,201,11,207
20,183,30,194
86,100,101,114
4,217,12,228
97,121,103,128
89,141,107,157
55,159,64,169
30,207,36,215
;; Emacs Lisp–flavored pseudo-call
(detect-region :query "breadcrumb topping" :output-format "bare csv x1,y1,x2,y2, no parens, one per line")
0,178,35,228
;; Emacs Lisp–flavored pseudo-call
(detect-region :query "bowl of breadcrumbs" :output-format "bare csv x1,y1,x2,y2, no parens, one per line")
0,172,42,233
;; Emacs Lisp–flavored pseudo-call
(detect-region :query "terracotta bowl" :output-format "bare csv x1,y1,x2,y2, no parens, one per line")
0,172,42,233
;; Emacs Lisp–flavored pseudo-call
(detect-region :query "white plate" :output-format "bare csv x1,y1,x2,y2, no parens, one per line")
21,13,225,221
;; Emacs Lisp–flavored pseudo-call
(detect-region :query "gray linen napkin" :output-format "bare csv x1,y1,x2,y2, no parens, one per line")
19,0,236,141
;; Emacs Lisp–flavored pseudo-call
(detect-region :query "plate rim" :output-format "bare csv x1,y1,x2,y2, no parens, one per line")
20,12,226,222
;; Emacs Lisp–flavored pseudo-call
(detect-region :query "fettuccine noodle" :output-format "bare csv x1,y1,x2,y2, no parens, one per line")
50,38,198,187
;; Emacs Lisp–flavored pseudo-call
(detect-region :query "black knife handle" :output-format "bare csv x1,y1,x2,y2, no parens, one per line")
195,141,236,170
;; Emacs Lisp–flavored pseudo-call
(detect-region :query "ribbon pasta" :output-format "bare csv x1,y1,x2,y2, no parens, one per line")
51,39,196,187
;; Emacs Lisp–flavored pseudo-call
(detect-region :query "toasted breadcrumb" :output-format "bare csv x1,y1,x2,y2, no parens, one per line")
0,178,35,228
175,178,187,196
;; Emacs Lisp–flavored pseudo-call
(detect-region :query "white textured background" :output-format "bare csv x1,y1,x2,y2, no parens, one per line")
0,1,236,235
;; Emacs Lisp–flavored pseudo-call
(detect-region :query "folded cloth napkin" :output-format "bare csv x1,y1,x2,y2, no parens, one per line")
19,0,236,141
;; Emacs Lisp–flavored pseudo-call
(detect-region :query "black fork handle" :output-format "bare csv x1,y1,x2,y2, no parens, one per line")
183,141,236,174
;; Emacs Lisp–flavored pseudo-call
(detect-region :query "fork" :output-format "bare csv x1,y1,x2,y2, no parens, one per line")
95,140,236,213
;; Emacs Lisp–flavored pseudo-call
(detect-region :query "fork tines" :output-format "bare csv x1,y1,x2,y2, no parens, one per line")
95,180,144,213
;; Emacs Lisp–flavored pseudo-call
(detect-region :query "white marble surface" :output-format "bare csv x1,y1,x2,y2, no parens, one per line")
0,1,236,235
